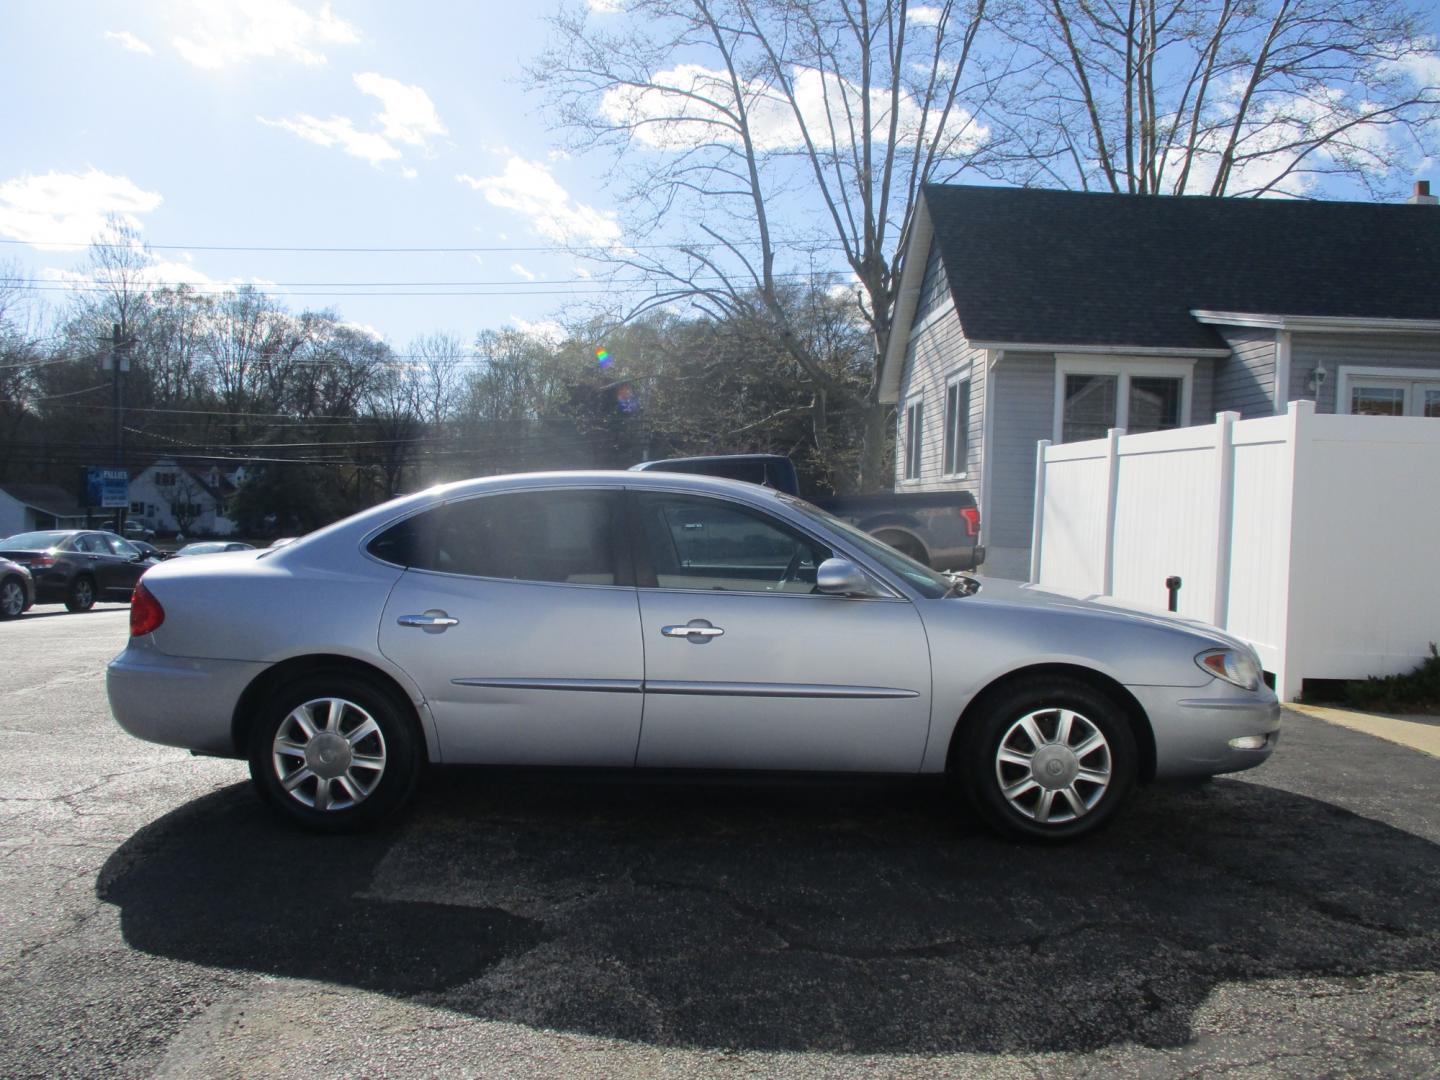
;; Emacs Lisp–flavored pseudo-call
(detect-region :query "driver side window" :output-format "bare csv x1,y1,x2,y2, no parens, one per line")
635,493,830,594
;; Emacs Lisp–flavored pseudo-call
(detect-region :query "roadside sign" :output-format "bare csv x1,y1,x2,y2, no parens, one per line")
83,467,130,509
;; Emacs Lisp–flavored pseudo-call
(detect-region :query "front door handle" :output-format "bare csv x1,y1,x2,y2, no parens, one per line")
661,620,724,642
397,611,460,631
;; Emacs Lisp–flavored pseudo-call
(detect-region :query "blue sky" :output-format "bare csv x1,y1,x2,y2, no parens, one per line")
0,0,630,346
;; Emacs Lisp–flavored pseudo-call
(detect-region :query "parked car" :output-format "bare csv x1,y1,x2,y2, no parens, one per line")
0,530,158,611
631,454,983,570
108,471,1278,840
0,556,35,619
99,520,157,542
173,541,256,557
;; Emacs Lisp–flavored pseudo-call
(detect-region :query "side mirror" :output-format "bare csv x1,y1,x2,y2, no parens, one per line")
815,558,875,597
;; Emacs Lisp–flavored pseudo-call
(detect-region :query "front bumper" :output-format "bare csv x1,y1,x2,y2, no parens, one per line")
1130,680,1282,779
107,637,268,757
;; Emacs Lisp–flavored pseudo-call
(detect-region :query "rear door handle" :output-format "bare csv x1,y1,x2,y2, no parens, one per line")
397,612,460,630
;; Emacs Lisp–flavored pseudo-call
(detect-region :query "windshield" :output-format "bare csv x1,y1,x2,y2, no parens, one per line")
0,531,68,551
779,496,953,599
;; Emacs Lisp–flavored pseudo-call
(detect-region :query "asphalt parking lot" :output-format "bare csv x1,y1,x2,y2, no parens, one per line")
2,605,1437,1078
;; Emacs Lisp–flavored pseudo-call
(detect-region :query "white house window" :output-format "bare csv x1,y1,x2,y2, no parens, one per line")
129,501,144,515
943,377,971,476
903,397,924,481
1055,357,1193,443
155,471,176,487
1338,366,1440,418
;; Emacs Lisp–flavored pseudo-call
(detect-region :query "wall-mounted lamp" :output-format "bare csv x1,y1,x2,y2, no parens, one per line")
1307,366,1327,392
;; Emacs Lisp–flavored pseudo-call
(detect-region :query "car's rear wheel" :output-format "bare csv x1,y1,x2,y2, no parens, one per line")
66,575,96,612
873,530,929,566
247,674,423,832
962,678,1136,841
0,576,25,619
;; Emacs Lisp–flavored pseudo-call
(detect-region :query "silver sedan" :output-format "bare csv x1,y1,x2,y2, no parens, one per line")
107,471,1279,840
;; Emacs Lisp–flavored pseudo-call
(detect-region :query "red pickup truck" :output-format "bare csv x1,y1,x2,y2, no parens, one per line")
630,454,984,572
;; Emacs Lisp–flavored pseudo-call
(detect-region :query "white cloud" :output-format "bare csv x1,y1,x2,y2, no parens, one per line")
908,6,944,26
0,169,162,250
105,30,153,55
573,265,593,279
260,72,444,170
42,257,275,295
510,262,537,281
354,72,446,146
511,317,565,343
587,0,624,12
599,63,985,155
457,158,622,247
258,113,402,164
172,0,359,69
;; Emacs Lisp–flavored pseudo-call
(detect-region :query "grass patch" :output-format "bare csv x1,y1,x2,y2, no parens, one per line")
1343,643,1440,713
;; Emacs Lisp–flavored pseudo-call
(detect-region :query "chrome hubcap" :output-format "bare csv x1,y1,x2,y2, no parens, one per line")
995,707,1112,824
75,580,93,605
1,581,22,616
272,697,386,811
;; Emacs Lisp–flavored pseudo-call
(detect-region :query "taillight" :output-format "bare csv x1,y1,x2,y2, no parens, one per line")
130,581,164,636
29,554,55,569
960,506,981,538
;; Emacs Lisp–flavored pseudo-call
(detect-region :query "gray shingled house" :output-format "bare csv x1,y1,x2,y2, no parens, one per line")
880,183,1440,579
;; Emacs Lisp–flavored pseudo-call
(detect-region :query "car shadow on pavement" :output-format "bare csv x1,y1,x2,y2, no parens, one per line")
97,772,1440,1054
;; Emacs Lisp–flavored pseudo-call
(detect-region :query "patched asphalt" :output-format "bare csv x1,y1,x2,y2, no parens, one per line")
2,607,1437,1078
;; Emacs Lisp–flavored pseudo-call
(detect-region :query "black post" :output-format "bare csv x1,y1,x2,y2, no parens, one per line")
111,324,127,532
1165,575,1182,612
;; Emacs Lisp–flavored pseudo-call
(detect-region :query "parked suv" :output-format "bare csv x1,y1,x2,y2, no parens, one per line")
0,530,158,611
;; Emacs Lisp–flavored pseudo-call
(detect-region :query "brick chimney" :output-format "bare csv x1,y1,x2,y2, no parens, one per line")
1409,180,1438,205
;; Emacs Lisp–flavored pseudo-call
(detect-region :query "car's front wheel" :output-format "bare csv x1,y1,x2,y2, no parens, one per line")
247,674,423,832
66,575,96,612
961,678,1137,841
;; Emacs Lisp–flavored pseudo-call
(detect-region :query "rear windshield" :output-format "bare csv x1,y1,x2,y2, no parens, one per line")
0,531,69,550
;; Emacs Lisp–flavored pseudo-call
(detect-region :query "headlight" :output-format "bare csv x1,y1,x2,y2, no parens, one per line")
1195,648,1262,691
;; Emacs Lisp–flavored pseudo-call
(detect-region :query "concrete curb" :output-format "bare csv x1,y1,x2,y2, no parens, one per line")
1287,703,1440,759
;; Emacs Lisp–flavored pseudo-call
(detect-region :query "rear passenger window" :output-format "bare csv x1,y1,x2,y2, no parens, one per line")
368,491,622,586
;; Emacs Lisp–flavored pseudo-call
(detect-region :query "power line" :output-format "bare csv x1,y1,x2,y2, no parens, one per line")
0,237,843,254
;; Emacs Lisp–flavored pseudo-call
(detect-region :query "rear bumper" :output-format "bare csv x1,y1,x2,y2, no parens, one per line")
1130,681,1282,779
107,638,267,757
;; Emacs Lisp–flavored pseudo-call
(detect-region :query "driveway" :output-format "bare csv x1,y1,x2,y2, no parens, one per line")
1,606,1437,1077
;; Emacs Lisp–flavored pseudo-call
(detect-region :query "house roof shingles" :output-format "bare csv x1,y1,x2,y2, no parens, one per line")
922,184,1440,351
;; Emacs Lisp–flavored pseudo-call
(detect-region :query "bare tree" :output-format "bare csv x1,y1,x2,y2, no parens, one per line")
981,0,1440,198
532,0,992,489
404,332,468,428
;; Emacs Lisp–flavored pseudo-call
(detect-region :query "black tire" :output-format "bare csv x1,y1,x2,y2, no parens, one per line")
0,575,25,619
247,672,423,832
65,575,96,612
960,677,1137,842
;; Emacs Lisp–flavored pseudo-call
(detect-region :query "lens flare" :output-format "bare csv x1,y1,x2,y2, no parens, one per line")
595,348,612,367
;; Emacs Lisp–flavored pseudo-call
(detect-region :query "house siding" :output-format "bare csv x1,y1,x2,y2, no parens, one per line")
896,297,984,497
1213,328,1276,418
1290,332,1440,413
987,354,1055,572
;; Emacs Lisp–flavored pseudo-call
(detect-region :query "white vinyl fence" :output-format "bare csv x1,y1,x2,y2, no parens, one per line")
1029,400,1440,701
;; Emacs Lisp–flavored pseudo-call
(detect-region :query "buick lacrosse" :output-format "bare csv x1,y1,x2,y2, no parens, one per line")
108,471,1279,840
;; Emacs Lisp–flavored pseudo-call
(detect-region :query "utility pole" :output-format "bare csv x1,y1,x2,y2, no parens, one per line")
109,323,128,531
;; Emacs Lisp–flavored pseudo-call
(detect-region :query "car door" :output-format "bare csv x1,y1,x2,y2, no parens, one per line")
629,490,933,773
376,487,645,767
99,534,148,593
74,533,123,594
